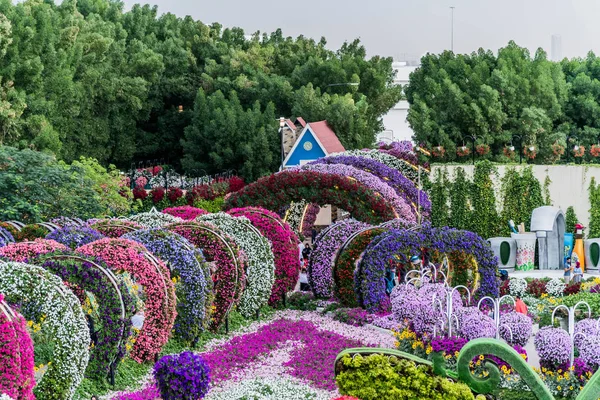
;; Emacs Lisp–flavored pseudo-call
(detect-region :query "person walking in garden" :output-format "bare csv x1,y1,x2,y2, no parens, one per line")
311,227,317,243
299,267,310,291
573,261,583,283
564,256,572,284
515,295,528,315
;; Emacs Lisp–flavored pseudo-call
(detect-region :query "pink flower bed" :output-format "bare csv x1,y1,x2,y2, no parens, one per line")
227,207,300,305
0,238,67,262
89,219,143,238
0,294,35,399
77,238,177,362
163,206,209,220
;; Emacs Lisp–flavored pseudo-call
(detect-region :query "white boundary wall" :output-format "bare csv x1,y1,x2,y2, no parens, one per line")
431,164,600,229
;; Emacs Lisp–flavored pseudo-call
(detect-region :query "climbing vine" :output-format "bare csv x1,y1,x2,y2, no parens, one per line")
543,175,552,206
429,168,449,228
449,167,471,231
589,177,600,238
565,206,579,234
500,167,543,235
471,161,501,240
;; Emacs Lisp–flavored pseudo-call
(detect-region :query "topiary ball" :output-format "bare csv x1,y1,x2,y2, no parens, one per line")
154,351,210,400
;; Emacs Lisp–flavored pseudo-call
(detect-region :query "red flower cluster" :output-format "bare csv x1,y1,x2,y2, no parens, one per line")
133,186,148,200
151,187,165,204
167,187,184,203
224,171,396,224
228,207,300,306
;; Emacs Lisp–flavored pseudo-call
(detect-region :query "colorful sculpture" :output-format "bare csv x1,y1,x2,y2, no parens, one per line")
573,223,585,272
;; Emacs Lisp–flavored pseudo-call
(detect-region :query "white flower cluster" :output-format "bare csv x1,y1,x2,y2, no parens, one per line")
128,207,183,228
0,262,90,399
148,172,184,189
198,213,275,318
508,277,528,298
546,278,566,297
0,394,14,400
205,377,332,400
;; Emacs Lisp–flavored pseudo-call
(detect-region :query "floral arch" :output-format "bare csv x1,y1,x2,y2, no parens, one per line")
223,170,397,225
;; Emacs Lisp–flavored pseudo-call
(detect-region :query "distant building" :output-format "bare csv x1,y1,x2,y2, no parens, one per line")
281,118,345,169
378,61,418,144
551,35,562,62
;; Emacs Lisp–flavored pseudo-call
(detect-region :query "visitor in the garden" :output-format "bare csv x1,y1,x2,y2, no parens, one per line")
299,267,310,291
515,295,528,315
311,227,317,243
384,267,396,295
573,261,583,283
564,256,572,284
302,244,311,262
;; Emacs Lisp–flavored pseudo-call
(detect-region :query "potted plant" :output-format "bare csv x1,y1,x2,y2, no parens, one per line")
551,143,565,157
432,146,445,158
523,145,537,160
591,144,600,157
475,144,490,156
573,145,585,158
456,146,471,157
503,146,516,159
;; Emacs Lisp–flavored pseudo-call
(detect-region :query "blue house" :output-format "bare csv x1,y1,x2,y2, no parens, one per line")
282,119,345,169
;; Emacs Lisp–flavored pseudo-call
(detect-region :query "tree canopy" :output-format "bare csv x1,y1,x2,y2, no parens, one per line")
0,0,401,180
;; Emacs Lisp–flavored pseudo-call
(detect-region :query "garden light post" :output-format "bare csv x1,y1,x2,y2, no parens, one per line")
477,295,516,340
463,135,476,165
566,134,579,164
279,117,285,172
551,301,591,366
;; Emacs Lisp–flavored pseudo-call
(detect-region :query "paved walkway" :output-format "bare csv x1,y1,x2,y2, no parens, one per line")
509,269,597,280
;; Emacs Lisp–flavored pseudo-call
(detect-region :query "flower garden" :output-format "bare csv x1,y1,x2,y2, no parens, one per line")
3,142,600,400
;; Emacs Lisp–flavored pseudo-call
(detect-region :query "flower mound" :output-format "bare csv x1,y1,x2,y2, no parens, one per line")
128,208,183,228
459,311,496,340
223,169,397,224
309,220,370,299
89,219,143,238
33,254,136,381
0,262,90,399
154,351,211,400
228,207,300,305
0,295,35,400
123,229,212,341
46,225,105,249
163,205,209,220
499,311,532,347
546,278,566,297
198,213,275,318
579,336,600,369
508,277,528,298
535,326,571,369
167,222,246,331
575,318,600,349
0,239,68,262
77,238,177,362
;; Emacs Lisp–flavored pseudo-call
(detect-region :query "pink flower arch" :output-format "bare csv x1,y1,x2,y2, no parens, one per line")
0,239,68,262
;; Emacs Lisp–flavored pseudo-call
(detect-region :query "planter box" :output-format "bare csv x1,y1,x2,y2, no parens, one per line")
488,237,517,271
585,238,600,272
511,233,537,271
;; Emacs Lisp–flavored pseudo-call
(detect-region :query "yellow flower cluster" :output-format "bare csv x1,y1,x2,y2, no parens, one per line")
27,320,42,333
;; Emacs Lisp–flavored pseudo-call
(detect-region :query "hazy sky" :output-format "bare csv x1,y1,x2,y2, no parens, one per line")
121,0,598,60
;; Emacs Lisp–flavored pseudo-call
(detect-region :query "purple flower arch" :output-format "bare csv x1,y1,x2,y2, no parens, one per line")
358,225,499,313
308,220,370,298
308,155,430,218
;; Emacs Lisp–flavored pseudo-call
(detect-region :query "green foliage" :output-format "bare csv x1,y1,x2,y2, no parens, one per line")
336,354,475,400
565,206,579,234
589,177,600,238
543,175,552,205
0,1,401,178
430,167,449,227
0,146,105,222
286,291,317,311
470,161,501,239
449,167,471,230
499,166,544,234
193,197,225,214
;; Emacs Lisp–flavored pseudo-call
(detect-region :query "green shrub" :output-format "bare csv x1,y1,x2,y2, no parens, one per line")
286,291,317,311
16,224,50,241
193,197,225,213
336,354,475,400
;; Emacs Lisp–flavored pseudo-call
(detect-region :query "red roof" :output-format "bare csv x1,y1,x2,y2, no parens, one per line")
308,120,345,154
296,117,307,128
285,119,296,131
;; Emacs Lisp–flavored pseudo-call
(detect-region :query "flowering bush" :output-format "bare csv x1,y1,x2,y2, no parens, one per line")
459,310,496,340
499,312,533,347
309,220,370,298
335,227,385,307
77,238,177,362
133,186,148,200
0,262,90,399
33,254,136,381
123,229,212,341
15,224,50,241
89,219,143,238
228,207,300,305
287,291,317,311
0,239,68,262
535,326,571,369
166,187,185,204
154,351,211,400
45,225,105,249
574,318,600,349
546,278,566,297
509,277,528,298
163,205,209,220
309,154,430,216
526,278,548,298
340,149,420,184
150,187,165,203
0,295,35,400
331,308,375,327
224,169,397,224
579,336,600,370
198,213,275,318
167,222,246,331
301,203,320,238
128,208,183,228
564,281,581,296
299,163,415,222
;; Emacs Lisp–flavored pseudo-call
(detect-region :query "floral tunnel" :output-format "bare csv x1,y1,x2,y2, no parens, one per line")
352,225,499,313
223,170,400,225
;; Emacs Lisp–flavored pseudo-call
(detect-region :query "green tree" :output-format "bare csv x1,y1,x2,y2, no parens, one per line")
564,206,579,234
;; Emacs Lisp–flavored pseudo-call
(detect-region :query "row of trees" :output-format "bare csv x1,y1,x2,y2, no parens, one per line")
407,41,600,164
0,0,401,181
